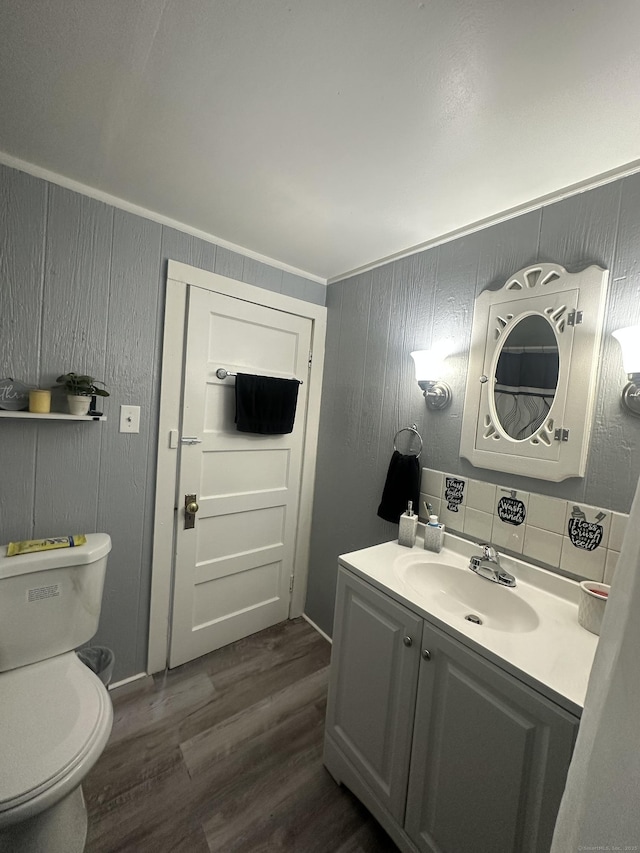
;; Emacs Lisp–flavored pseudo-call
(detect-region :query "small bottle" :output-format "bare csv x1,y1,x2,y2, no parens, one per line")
424,514,445,553
398,501,418,548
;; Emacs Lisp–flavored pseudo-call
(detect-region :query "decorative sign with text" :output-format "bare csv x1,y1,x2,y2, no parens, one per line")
567,506,606,551
0,378,31,411
444,477,465,512
497,496,526,526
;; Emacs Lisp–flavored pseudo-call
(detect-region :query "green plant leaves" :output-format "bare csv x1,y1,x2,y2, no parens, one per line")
55,372,110,397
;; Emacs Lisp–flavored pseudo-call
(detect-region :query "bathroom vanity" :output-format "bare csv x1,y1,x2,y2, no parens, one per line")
323,533,598,853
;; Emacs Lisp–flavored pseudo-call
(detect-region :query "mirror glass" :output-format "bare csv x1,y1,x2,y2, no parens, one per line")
493,315,559,441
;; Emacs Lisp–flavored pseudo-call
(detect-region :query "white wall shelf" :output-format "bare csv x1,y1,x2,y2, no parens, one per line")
0,410,106,422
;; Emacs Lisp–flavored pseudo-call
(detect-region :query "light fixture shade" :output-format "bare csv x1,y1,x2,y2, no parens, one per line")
410,341,452,382
612,326,640,375
410,350,436,382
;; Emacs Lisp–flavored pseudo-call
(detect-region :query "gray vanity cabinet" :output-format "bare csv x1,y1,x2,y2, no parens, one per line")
405,621,579,853
324,567,422,823
325,567,580,853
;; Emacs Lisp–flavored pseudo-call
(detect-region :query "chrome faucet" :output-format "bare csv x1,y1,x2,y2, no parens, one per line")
469,543,516,587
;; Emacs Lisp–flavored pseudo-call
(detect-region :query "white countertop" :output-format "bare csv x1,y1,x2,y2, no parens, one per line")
339,530,598,716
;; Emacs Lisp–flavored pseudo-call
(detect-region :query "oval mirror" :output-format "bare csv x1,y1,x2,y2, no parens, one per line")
493,314,559,440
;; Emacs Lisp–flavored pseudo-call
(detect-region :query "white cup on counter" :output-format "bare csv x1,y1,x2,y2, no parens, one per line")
578,581,610,635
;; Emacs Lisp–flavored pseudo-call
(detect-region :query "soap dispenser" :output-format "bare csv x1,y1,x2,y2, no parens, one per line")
424,514,445,553
398,501,418,548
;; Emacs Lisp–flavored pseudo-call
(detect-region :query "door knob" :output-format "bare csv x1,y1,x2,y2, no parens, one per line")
422,649,431,661
184,494,199,530
403,636,413,647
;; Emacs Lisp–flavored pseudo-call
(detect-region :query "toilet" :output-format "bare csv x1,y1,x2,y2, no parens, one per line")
0,533,113,852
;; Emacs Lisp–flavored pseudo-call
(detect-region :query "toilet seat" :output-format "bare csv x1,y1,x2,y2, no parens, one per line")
0,651,113,827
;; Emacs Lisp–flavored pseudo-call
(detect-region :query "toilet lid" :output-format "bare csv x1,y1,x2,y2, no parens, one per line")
0,652,110,812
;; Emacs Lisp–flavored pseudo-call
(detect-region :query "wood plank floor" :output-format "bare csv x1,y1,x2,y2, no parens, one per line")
84,618,397,853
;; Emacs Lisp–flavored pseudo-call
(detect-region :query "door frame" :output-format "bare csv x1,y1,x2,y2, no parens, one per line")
147,260,327,674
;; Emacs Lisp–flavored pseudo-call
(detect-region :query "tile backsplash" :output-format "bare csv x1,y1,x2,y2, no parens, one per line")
420,469,627,586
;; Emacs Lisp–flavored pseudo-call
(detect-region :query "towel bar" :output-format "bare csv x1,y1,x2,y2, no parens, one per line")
216,368,303,385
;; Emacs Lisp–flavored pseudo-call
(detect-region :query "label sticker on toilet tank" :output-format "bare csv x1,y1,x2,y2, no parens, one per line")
27,583,61,602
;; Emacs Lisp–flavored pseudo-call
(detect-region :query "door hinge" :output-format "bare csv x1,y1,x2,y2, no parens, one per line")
289,575,294,593
567,310,583,326
308,351,313,367
554,428,570,442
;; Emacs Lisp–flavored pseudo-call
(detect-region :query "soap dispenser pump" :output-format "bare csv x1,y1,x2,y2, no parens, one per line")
398,501,418,548
424,513,445,553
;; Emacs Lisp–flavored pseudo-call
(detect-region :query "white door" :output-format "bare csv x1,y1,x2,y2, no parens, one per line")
169,285,312,668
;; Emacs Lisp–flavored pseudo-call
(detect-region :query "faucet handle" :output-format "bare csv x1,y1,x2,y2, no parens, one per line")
476,542,498,561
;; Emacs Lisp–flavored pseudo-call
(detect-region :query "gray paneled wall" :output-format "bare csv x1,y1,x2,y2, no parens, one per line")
0,163,325,682
306,175,640,637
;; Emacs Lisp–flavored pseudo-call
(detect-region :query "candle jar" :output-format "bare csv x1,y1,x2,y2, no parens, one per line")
29,389,51,414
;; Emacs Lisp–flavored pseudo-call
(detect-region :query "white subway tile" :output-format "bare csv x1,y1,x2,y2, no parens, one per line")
559,536,606,581
491,513,525,554
608,513,629,553
421,469,444,500
440,501,466,533
466,479,497,512
527,494,568,536
523,526,563,567
463,508,493,542
604,550,620,586
419,492,441,520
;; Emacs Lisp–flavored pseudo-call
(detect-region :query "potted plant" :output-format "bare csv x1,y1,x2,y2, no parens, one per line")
55,373,109,416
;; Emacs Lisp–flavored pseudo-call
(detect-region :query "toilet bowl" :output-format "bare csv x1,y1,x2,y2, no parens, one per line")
0,534,113,852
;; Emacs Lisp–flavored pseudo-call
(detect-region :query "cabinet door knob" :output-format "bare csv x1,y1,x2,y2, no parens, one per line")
422,649,431,661
403,636,413,647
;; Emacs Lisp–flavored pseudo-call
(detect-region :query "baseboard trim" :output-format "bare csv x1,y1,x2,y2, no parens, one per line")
109,671,147,691
302,613,332,644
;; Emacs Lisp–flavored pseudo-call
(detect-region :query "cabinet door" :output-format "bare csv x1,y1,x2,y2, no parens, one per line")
325,568,422,823
405,622,578,853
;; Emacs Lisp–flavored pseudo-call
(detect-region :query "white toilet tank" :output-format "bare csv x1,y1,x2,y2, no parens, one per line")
0,533,111,672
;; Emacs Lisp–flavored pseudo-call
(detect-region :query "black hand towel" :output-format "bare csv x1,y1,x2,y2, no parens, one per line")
235,373,300,435
377,451,420,524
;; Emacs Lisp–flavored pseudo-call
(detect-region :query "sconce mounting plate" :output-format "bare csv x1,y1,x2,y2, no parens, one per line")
621,381,640,417
419,381,452,410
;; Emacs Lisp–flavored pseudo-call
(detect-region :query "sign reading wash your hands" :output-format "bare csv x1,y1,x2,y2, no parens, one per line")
497,496,527,526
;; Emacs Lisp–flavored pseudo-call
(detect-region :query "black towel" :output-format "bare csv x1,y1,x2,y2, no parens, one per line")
377,451,420,524
235,373,300,435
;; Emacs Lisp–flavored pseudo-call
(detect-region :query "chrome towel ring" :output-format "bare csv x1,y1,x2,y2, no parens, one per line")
393,424,423,458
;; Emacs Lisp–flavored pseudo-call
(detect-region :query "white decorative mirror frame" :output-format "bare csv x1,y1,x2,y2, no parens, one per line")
460,263,608,482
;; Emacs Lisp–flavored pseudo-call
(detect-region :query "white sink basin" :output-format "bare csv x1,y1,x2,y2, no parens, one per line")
339,533,599,712
394,553,540,633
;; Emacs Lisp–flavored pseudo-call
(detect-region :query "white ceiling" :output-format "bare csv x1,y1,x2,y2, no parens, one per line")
1,0,640,283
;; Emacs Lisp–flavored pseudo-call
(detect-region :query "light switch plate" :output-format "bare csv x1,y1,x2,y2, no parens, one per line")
119,405,141,433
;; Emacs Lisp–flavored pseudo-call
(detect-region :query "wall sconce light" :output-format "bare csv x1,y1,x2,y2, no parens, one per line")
410,346,452,410
612,326,640,416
